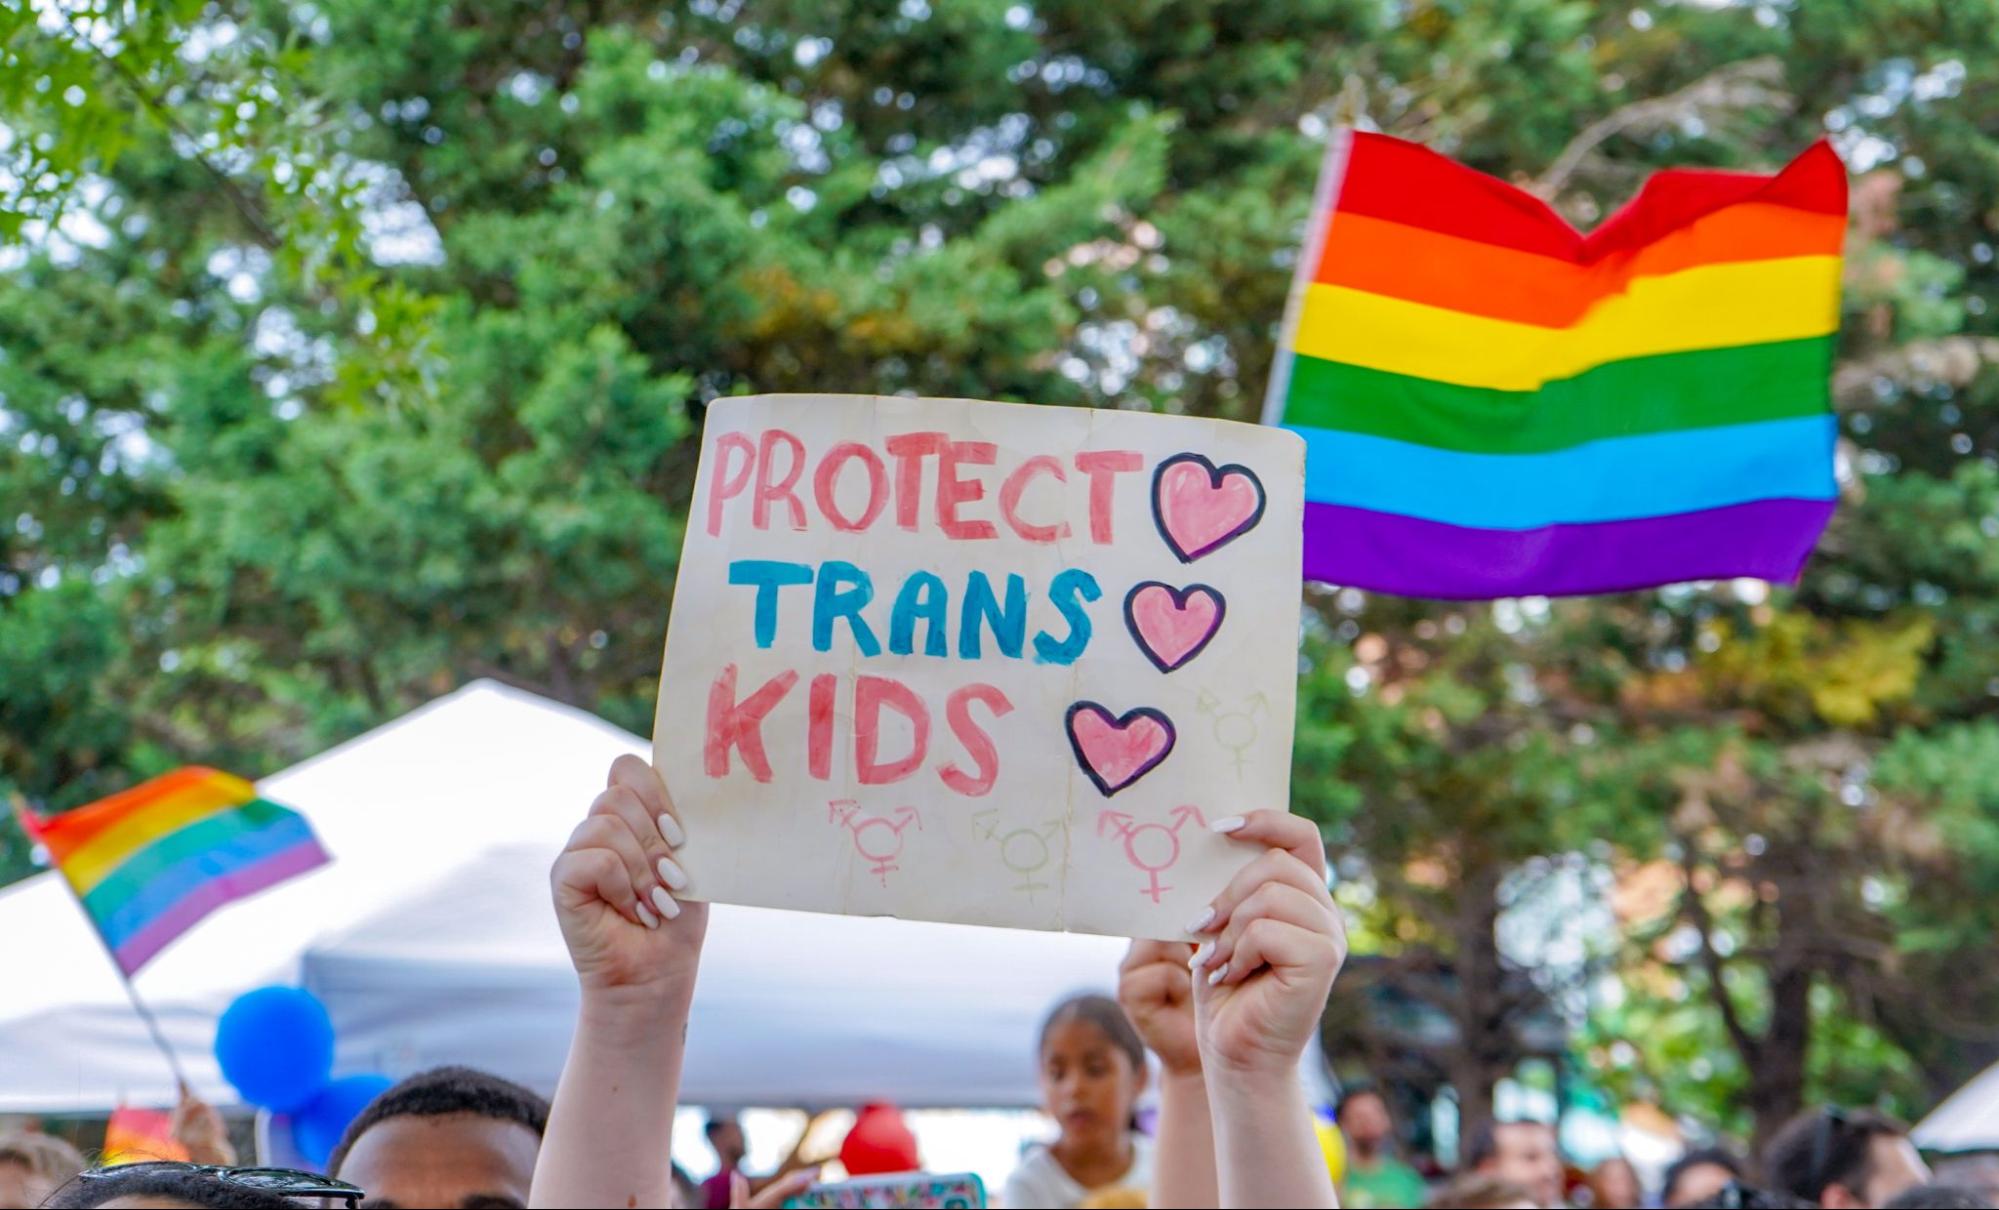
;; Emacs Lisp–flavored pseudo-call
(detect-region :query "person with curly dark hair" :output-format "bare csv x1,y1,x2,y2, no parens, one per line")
328,1065,548,1209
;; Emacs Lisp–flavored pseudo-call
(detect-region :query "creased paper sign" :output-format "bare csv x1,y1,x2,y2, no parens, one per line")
654,394,1303,939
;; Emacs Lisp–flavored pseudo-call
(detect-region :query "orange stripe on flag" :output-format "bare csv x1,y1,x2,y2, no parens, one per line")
1313,205,1847,328
36,768,227,853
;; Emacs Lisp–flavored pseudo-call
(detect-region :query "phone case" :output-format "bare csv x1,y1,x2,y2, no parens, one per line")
783,1171,986,1209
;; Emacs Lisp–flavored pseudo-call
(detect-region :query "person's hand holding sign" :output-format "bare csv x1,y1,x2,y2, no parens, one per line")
533,756,708,1210
1187,810,1344,1209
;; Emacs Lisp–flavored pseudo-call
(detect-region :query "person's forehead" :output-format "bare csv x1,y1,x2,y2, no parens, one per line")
1870,1133,1929,1174
1499,1122,1556,1147
1044,1021,1121,1055
339,1112,540,1187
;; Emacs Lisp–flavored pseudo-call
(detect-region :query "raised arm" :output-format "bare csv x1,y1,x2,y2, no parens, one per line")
1189,811,1346,1209
1117,939,1218,1209
531,756,709,1210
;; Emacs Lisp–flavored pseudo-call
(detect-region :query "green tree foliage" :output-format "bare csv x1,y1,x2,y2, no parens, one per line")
5,0,1999,1146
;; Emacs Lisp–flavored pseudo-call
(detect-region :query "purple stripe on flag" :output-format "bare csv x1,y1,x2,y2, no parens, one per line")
1303,498,1836,600
110,841,330,976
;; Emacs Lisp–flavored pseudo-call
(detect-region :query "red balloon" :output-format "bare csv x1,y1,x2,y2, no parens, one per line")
839,1103,920,1176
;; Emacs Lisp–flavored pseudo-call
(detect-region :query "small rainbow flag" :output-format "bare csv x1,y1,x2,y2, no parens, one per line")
102,1106,190,1165
1268,131,1847,599
19,768,329,975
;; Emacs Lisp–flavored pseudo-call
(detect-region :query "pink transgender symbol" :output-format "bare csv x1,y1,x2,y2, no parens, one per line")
1097,805,1206,903
828,800,922,886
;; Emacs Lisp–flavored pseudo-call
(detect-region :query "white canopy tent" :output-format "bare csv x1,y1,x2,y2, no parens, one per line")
0,681,1128,1114
1916,1060,1999,1153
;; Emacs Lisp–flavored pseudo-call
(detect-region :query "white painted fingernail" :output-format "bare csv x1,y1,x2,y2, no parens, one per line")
658,813,686,847
1210,815,1246,834
636,902,659,930
650,886,681,919
1207,964,1228,985
656,855,689,890
1190,941,1215,969
1186,906,1216,934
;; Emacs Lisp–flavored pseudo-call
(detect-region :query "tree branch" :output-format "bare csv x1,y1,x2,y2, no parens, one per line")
57,11,282,250
1679,841,1763,1068
1533,57,1789,200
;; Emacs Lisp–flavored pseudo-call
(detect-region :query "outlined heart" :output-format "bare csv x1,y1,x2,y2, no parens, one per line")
1065,702,1177,797
1152,453,1267,563
1124,582,1227,673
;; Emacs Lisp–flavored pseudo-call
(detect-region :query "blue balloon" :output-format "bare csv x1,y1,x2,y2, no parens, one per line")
214,986,335,1113
290,1073,393,1169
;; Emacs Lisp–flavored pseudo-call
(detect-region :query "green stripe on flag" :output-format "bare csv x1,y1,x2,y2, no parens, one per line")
1281,335,1833,454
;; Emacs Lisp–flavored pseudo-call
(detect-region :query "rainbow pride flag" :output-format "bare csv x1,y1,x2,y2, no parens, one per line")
19,768,329,975
102,1106,190,1165
1267,132,1847,599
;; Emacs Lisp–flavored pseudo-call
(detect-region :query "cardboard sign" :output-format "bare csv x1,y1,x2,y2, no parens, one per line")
654,394,1303,939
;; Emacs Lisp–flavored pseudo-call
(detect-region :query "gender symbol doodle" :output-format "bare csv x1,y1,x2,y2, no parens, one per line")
828,800,921,886
972,809,1067,897
1197,689,1268,777
1097,805,1206,903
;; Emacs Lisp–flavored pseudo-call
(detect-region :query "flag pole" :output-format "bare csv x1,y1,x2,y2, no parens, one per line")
115,969,191,1092
10,791,191,1092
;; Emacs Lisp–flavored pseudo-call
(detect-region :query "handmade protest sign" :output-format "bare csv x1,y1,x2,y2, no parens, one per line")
654,394,1303,939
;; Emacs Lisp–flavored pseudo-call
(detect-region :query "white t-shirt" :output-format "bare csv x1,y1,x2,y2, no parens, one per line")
1000,1133,1154,1209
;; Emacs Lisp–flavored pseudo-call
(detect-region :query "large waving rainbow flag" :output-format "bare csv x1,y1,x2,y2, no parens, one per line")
18,767,329,975
1267,132,1847,599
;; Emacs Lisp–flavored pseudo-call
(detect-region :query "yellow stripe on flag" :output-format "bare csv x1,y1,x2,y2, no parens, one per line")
1291,255,1842,392
60,773,256,895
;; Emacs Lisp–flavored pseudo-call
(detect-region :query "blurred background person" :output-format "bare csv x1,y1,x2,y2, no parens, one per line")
0,1131,85,1210
1763,1107,1931,1208
1427,1173,1540,1210
1003,994,1151,1210
1337,1086,1428,1208
1590,1155,1642,1209
1662,1147,1748,1209
1468,1120,1567,1209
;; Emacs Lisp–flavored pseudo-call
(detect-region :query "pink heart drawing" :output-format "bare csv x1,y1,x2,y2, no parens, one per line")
1124,581,1227,673
1065,702,1177,797
1152,453,1267,563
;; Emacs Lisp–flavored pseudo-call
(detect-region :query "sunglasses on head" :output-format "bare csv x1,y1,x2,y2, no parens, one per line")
81,1161,364,1208
1807,1105,1851,1199
1708,1179,1806,1210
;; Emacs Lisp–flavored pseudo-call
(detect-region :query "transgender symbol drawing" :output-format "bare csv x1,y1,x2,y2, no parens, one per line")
1097,805,1206,904
972,809,1067,897
1198,689,1268,777
828,800,921,886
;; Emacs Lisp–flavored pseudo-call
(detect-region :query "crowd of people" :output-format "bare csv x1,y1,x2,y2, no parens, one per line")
0,755,1993,1209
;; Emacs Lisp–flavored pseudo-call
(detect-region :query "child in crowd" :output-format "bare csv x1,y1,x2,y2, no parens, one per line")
1003,995,1153,1208
530,755,1345,1209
